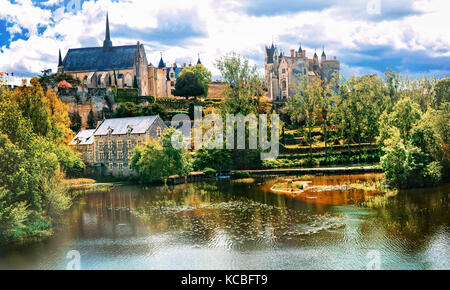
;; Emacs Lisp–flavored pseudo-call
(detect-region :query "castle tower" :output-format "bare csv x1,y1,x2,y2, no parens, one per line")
158,53,165,69
321,46,326,62
103,12,112,50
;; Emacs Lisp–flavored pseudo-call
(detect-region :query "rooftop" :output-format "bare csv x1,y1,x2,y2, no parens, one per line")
63,44,141,72
94,116,159,136
70,129,95,145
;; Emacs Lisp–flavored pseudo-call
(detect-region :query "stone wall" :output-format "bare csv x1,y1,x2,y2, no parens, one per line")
59,87,116,129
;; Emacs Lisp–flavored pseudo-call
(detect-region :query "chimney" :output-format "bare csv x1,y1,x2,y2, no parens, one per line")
290,49,295,57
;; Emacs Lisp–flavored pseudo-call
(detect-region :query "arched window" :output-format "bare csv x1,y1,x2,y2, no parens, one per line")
91,74,97,87
124,73,133,88
281,80,287,91
156,127,162,138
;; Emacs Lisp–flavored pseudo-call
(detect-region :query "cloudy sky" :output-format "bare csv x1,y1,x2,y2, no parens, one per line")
0,0,449,84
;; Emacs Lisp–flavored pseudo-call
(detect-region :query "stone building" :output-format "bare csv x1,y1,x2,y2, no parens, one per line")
58,13,203,99
70,115,168,177
59,13,150,96
70,129,96,166
264,43,340,103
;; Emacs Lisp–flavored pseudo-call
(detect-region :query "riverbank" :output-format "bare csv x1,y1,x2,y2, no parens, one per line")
237,165,382,177
63,178,123,194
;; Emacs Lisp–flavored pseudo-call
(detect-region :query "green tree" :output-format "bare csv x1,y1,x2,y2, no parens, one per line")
172,72,205,99
0,78,76,243
215,53,265,169
178,64,212,98
287,76,322,161
113,102,168,120
131,127,192,184
216,53,265,115
434,78,450,109
38,71,81,90
193,146,233,171
378,97,422,146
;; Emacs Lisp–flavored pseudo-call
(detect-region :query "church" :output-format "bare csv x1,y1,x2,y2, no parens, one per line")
264,42,340,102
58,13,202,98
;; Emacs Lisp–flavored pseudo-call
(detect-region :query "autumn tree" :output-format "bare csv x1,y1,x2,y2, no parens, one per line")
0,77,83,243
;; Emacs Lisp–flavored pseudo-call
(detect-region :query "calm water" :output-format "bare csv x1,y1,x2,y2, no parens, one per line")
0,174,448,270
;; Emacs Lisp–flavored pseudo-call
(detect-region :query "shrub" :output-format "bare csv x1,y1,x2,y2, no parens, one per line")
233,171,250,178
424,161,443,186
203,168,217,176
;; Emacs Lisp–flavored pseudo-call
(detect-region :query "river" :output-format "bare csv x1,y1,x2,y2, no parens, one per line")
0,174,448,270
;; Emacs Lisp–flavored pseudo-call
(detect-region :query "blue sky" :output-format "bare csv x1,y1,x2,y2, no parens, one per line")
0,0,449,83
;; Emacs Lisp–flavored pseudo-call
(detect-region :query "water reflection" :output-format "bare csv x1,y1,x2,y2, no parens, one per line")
0,175,448,270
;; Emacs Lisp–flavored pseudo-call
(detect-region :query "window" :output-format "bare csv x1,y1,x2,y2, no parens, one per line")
156,127,162,138
108,162,113,168
282,68,286,73
117,140,123,148
118,163,123,170
108,140,112,148
170,73,174,78
127,140,132,148
171,81,175,87
99,151,105,160
108,151,113,160
137,140,142,146
117,151,123,160
98,141,104,147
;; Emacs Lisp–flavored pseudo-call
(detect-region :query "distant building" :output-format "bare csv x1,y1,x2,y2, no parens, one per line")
264,42,340,102
70,115,168,177
58,13,203,99
70,129,96,166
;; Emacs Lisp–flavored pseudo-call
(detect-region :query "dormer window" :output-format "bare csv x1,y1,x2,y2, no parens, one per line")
127,125,133,135
107,126,114,135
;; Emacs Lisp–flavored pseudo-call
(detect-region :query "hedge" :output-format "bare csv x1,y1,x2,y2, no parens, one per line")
114,88,139,103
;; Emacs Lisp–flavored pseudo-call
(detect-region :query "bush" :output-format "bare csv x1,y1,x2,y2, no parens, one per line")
424,161,443,186
203,168,217,176
233,171,250,178
115,88,139,103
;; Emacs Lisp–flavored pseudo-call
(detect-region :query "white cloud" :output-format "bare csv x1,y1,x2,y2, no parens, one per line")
0,0,449,85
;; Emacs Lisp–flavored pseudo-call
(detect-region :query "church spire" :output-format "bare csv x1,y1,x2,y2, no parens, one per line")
197,53,202,65
298,42,302,53
58,49,63,67
103,12,112,50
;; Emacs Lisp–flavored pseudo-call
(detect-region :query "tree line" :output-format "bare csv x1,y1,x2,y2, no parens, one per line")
0,77,84,243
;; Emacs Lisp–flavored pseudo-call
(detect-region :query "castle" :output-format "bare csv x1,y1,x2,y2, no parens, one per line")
264,43,340,102
58,13,202,98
